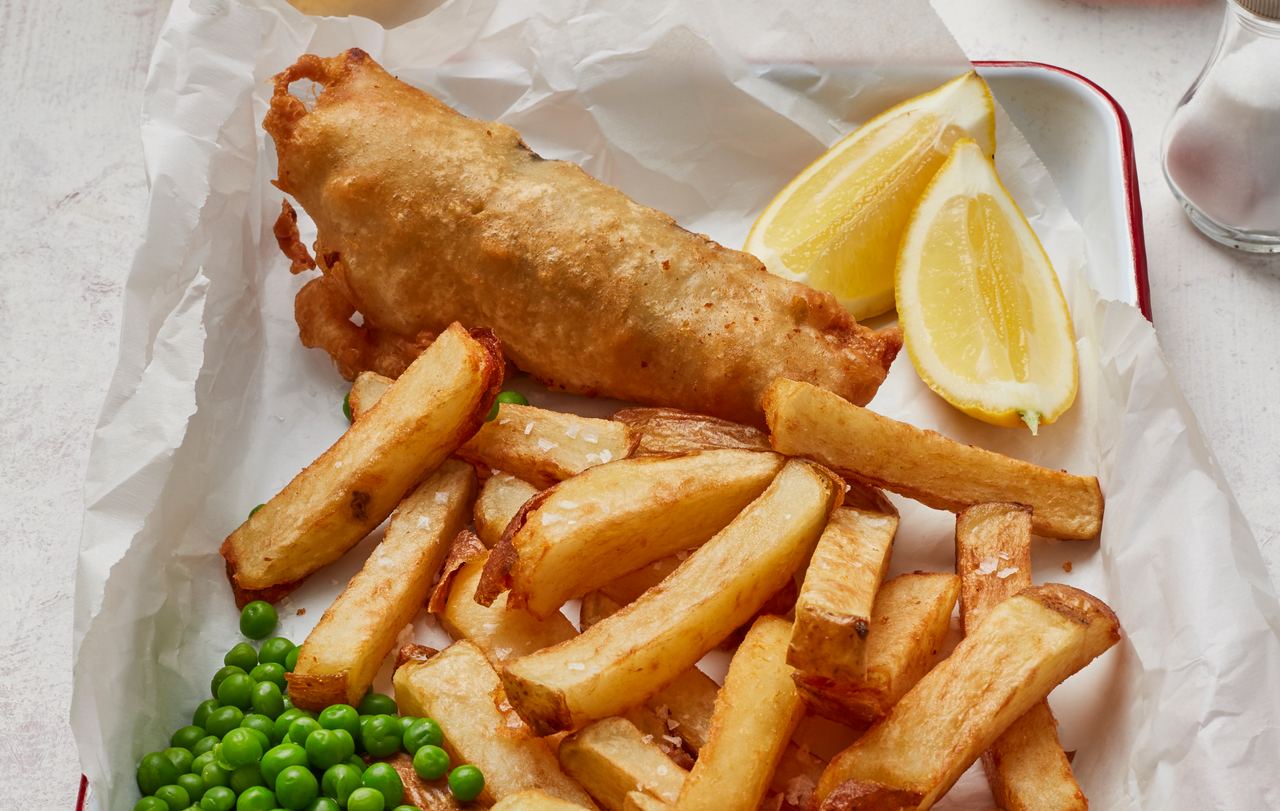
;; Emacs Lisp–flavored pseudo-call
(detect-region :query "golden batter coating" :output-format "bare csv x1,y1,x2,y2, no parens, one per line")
265,49,902,426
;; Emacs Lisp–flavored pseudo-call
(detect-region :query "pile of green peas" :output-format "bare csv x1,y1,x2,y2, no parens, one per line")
134,600,485,811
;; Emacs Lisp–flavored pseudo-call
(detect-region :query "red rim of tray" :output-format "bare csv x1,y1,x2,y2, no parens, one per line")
974,60,1152,321
73,57,1151,811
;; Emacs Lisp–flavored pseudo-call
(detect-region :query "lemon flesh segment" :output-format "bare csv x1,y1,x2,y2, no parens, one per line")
896,139,1078,433
744,71,995,321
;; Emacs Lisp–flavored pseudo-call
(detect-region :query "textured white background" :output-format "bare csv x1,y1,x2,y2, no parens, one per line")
3,0,1274,808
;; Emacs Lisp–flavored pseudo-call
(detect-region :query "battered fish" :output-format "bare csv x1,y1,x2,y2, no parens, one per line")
265,49,901,426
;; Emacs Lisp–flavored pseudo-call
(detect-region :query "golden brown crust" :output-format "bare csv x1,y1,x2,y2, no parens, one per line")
284,671,349,712
264,49,901,426
224,559,306,609
273,200,316,274
430,530,488,613
812,779,923,811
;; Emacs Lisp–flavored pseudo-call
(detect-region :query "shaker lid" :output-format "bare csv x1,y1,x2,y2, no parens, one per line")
1236,0,1280,20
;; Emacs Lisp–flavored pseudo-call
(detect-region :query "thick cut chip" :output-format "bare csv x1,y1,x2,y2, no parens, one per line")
675,615,804,811
458,404,639,489
956,503,1086,811
501,459,841,735
576,591,719,756
479,450,785,618
764,378,1103,540
491,790,593,811
221,323,502,599
393,641,599,809
347,370,393,421
789,487,897,683
611,407,772,456
794,573,959,726
559,717,688,809
287,460,477,709
812,584,1120,811
475,473,540,548
623,793,670,811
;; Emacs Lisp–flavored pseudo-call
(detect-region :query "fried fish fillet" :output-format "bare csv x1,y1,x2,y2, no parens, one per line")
265,49,902,426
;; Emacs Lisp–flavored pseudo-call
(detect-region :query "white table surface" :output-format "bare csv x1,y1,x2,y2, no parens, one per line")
4,0,1272,806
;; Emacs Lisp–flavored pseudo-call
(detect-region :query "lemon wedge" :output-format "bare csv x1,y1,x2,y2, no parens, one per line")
896,138,1077,434
744,71,995,320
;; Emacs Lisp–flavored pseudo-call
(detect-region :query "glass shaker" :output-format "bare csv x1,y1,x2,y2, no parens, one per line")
1161,0,1280,251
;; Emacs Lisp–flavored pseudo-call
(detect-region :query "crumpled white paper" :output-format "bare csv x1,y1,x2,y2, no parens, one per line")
71,0,1280,809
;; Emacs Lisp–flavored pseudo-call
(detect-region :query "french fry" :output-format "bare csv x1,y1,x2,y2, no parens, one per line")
478,450,786,619
393,641,600,809
559,717,688,810
286,460,477,709
431,534,680,760
811,584,1121,811
491,790,595,811
347,370,393,421
433,532,579,662
221,323,503,601
956,503,1086,811
476,472,540,548
597,556,683,605
376,751,483,810
789,487,897,682
675,615,805,811
457,403,639,489
623,792,671,811
611,407,772,456
793,572,959,726
770,722,830,811
576,591,719,756
500,458,841,735
763,379,1103,540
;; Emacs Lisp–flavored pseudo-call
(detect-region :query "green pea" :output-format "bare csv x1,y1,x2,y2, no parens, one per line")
486,390,529,421
138,752,179,795
391,807,421,811
285,646,300,673
163,747,195,775
252,681,286,720
191,752,216,775
211,666,247,700
447,765,484,803
205,706,245,738
411,745,449,782
225,642,260,672
234,785,277,811
193,700,223,729
192,735,221,758
281,696,295,713
218,673,257,710
249,503,265,518
171,725,207,751
240,601,279,640
241,713,275,738
273,709,307,745
334,729,356,761
275,764,320,810
287,716,323,748
360,715,400,759
201,762,230,790
221,728,264,768
250,662,287,691
135,797,169,811
361,762,403,807
343,392,353,423
346,788,384,811
321,764,362,806
318,705,360,739
395,717,417,740
229,762,266,794
153,784,190,811
344,754,366,773
258,637,295,666
401,719,442,756
212,744,234,773
176,772,205,803
304,728,345,771
260,743,309,790
306,799,341,811
199,785,236,811
356,692,397,717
